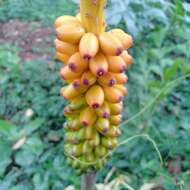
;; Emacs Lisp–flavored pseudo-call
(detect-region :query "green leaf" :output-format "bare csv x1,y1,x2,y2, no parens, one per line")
24,118,45,135
0,140,12,177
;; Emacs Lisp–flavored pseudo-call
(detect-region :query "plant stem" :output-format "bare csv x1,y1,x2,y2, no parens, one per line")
80,0,107,35
81,171,96,190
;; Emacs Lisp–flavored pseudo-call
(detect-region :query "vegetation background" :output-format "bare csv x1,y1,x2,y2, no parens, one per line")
0,0,190,189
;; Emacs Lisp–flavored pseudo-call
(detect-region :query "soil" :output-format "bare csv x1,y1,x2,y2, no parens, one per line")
0,19,55,61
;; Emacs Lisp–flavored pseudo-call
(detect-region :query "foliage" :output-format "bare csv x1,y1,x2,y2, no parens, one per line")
0,0,190,189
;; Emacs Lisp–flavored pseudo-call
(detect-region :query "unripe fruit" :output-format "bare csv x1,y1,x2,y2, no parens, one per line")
110,29,133,49
68,52,88,73
99,32,123,55
69,95,87,110
85,154,96,163
95,118,110,135
54,15,81,28
56,52,70,63
82,141,93,154
66,119,83,131
95,102,110,118
103,86,123,103
85,126,94,140
110,115,122,125
85,85,104,109
98,72,116,87
60,66,82,81
107,126,121,137
70,143,83,157
60,85,80,100
95,159,106,169
121,50,133,66
76,127,86,141
111,73,128,84
54,38,78,55
71,159,81,169
63,105,80,117
89,130,100,148
107,56,126,73
79,107,97,126
65,132,80,144
102,137,118,150
81,70,97,87
89,53,108,77
56,23,85,44
109,102,123,115
95,146,108,158
79,33,99,59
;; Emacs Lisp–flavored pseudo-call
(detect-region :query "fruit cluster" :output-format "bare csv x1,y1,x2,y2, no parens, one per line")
54,14,133,174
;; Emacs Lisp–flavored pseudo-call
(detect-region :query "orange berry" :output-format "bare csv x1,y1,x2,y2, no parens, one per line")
79,107,97,126
68,52,88,73
98,72,116,87
60,66,82,81
99,32,123,55
54,38,78,55
85,85,104,109
111,73,128,84
56,52,70,63
103,86,123,103
107,56,126,73
110,115,122,125
81,70,97,86
89,53,108,77
79,33,99,59
54,15,81,28
56,23,85,44
121,50,133,66
110,29,133,49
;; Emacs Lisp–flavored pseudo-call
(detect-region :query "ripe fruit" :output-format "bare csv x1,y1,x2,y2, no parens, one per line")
89,53,108,77
97,73,116,87
60,66,82,81
107,56,126,73
110,29,133,49
114,85,128,95
56,52,70,63
99,32,123,55
103,86,123,103
111,73,128,84
54,38,78,55
81,70,97,86
56,23,85,44
60,84,80,100
85,85,104,109
79,33,99,59
68,52,88,73
54,15,81,28
95,102,110,118
110,115,122,125
121,50,133,66
79,107,97,126
109,102,123,115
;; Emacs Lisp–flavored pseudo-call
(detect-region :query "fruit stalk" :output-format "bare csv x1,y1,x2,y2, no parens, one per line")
80,0,107,35
81,171,96,190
